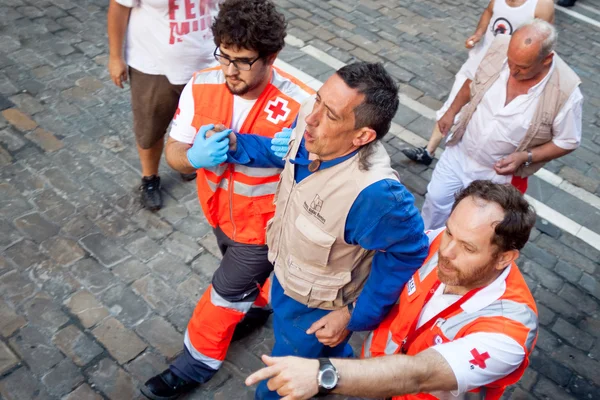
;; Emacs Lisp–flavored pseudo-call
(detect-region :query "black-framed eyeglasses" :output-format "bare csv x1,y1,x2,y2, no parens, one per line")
213,48,262,71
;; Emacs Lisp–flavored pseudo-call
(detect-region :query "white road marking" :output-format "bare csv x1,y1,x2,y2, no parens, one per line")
275,44,600,251
556,4,600,29
576,2,600,17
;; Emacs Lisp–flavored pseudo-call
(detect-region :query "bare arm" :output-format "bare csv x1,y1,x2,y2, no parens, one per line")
466,0,494,48
437,79,472,135
165,137,196,174
333,349,457,398
535,0,555,24
107,0,131,88
245,349,457,400
494,142,574,176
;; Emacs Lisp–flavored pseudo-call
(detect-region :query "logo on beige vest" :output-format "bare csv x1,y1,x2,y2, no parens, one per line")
304,194,326,224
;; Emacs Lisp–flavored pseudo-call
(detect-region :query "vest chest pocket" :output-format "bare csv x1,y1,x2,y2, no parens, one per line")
292,213,335,268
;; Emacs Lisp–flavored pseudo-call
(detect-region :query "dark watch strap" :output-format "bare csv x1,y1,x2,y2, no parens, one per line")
318,358,337,394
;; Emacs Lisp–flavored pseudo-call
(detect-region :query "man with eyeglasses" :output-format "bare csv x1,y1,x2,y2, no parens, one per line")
141,0,313,399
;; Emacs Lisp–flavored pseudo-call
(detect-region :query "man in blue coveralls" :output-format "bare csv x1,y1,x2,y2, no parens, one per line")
199,62,428,399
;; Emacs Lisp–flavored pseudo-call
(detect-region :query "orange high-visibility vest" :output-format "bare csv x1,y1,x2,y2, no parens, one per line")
189,66,313,245
362,230,538,400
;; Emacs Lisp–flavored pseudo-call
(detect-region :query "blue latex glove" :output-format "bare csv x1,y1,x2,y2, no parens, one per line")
187,124,232,169
270,128,293,158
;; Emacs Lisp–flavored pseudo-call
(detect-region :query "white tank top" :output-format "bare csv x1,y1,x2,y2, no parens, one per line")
462,0,538,79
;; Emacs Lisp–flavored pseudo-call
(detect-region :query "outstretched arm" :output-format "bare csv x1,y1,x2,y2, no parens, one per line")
465,0,494,48
245,349,456,400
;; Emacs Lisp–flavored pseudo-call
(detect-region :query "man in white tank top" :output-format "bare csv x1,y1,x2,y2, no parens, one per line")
401,0,554,166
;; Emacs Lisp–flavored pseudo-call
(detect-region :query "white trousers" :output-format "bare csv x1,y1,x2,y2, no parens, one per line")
422,143,511,230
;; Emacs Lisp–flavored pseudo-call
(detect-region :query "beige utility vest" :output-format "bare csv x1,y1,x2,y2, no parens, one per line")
266,97,399,310
448,34,581,177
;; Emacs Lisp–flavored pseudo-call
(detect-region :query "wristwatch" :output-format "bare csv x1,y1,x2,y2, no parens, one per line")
317,358,339,394
524,150,533,167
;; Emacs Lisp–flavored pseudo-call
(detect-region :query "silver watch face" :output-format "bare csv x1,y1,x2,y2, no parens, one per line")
319,368,338,389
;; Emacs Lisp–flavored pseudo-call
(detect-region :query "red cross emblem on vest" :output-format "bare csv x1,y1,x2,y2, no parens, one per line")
264,97,291,124
469,348,490,369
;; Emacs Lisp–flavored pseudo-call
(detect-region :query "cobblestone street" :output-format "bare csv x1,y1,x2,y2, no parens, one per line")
1,0,599,399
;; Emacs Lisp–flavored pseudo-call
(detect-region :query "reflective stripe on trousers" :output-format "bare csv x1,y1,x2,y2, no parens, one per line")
206,177,278,197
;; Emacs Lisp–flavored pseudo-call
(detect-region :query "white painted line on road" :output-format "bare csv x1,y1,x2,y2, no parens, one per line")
301,45,346,70
576,2,600,17
276,53,600,251
525,195,600,250
556,5,600,29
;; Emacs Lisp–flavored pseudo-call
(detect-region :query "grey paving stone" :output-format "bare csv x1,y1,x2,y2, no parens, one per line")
130,209,173,240
9,325,64,376
177,273,209,304
533,377,576,400
79,232,130,268
551,345,600,386
0,299,26,338
100,284,151,327
91,318,146,365
41,236,85,266
22,292,70,334
521,242,559,270
164,231,203,264
568,375,600,400
64,290,110,329
94,211,136,238
14,212,59,244
173,214,212,239
579,273,600,301
125,352,168,384
125,235,161,263
0,340,19,375
86,358,141,400
41,358,84,397
165,300,195,334
0,367,51,400
131,274,183,316
147,252,191,284
53,325,103,367
558,283,598,316
0,270,37,306
552,318,595,351
520,258,563,292
135,317,182,359
554,260,583,285
63,384,104,400
530,350,572,387
70,258,116,295
112,259,149,285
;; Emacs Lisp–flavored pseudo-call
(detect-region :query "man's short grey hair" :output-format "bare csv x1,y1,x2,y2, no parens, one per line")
516,18,557,60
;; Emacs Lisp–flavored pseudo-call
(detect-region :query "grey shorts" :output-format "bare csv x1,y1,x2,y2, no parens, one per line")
129,67,186,149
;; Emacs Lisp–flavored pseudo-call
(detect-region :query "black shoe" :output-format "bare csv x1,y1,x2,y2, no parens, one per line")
140,175,162,211
141,369,198,400
232,307,272,342
557,0,576,6
180,172,197,181
402,146,433,166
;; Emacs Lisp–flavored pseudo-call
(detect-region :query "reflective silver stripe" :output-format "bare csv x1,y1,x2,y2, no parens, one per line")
363,331,374,358
235,165,281,177
384,331,400,355
418,251,439,282
440,299,538,351
193,69,225,85
206,178,229,193
183,330,223,370
205,164,228,177
233,180,278,197
210,287,254,313
271,69,313,102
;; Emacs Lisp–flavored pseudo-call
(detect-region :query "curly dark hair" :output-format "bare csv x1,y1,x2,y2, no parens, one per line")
212,0,286,57
452,180,537,253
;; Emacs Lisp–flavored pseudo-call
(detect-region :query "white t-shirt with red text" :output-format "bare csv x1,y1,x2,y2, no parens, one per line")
116,0,221,84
